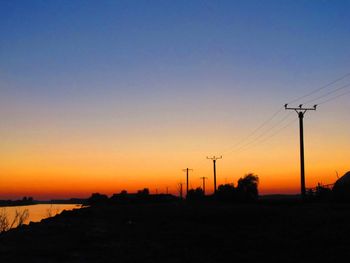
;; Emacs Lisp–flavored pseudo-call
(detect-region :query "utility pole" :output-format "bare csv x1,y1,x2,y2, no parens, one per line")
200,177,208,195
206,156,222,194
182,168,193,197
178,182,184,199
285,104,317,199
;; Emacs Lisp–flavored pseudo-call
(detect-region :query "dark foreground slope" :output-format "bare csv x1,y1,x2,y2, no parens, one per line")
1,201,350,262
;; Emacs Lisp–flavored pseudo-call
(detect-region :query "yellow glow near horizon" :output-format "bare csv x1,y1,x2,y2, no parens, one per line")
1,118,349,200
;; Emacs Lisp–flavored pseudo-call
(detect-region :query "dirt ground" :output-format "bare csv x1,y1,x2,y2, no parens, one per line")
1,200,350,262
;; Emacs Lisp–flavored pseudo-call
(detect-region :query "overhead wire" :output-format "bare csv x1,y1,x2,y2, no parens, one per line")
287,71,350,104
317,89,350,105
191,71,350,173
235,117,298,154
221,106,285,154
302,82,350,105
224,111,293,155
220,72,350,157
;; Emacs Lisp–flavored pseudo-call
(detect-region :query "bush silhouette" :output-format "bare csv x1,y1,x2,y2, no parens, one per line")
236,173,259,201
87,193,109,205
137,188,150,197
186,187,204,201
216,183,236,202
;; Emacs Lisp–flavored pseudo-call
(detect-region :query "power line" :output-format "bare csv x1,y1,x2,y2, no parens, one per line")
223,72,350,156
317,89,350,105
235,117,298,154
287,72,350,104
184,72,350,188
225,111,293,155
221,106,285,154
302,82,350,104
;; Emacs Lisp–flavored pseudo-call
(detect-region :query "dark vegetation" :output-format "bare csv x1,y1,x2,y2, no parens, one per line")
2,200,350,262
215,173,259,202
0,197,35,207
0,209,29,233
38,198,87,205
0,198,86,207
1,172,350,262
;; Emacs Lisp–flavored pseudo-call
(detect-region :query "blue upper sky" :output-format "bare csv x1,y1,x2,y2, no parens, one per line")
1,0,350,148
1,0,349,99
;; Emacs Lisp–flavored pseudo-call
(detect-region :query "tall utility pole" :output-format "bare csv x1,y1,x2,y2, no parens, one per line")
206,156,222,194
285,104,317,199
182,168,193,197
200,177,208,195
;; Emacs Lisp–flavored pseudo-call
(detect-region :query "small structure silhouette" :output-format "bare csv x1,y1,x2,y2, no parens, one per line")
186,187,204,201
332,171,350,201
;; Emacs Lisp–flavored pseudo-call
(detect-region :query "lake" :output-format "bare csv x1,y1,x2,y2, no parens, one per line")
0,204,81,228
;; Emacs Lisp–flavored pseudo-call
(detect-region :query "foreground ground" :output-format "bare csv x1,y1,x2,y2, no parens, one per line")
0,200,350,262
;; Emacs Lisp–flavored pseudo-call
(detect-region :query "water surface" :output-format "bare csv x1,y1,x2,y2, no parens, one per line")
1,204,81,228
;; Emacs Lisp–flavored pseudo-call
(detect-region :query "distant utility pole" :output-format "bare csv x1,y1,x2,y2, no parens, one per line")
166,186,169,195
182,168,193,197
200,177,208,195
285,104,317,199
178,182,184,199
206,156,222,194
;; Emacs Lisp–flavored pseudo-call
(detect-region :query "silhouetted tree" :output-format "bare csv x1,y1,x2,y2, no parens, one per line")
87,193,109,205
137,188,150,200
216,183,236,201
237,173,259,201
0,208,29,233
186,187,204,201
137,188,149,195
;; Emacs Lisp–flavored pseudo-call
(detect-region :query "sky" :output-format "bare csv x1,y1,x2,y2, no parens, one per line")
1,0,350,200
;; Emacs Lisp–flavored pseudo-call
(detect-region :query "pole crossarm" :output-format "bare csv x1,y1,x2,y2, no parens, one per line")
284,104,317,112
206,155,222,161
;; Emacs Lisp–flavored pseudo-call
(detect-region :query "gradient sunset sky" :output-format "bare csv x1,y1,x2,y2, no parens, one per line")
1,0,350,200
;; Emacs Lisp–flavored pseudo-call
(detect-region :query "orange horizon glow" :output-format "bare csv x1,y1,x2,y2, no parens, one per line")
0,159,346,200
1,115,349,200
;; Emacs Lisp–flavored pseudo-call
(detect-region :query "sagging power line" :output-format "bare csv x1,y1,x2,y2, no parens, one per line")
221,73,350,157
178,72,349,198
287,72,350,105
